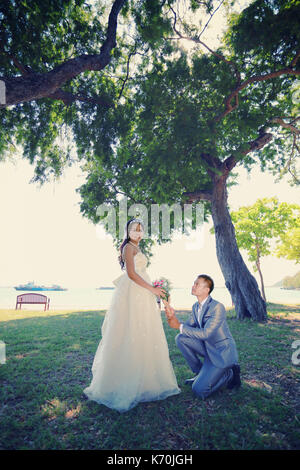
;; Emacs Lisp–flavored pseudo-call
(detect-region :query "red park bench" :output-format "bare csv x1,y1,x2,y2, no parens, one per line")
15,293,50,311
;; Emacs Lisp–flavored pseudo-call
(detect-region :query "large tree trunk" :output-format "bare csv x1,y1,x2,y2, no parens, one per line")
210,174,268,322
255,244,266,302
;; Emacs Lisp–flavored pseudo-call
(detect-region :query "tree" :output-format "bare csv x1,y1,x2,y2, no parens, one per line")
77,0,300,322
1,1,300,321
230,198,300,301
0,0,176,180
276,219,300,264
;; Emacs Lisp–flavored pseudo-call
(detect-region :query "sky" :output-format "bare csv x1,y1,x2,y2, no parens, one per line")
0,0,299,289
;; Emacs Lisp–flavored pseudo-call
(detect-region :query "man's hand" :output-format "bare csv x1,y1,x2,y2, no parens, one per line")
162,299,175,319
167,315,181,329
162,300,180,329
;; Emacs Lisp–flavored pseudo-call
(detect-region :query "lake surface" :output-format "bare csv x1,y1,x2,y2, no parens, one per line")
1,286,299,311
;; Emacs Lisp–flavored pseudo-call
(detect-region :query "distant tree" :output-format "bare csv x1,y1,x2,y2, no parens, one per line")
276,219,300,264
230,198,300,301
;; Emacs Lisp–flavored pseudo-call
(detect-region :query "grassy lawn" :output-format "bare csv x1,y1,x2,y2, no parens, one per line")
0,303,299,450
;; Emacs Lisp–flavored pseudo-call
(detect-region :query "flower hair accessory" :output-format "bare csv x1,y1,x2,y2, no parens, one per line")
128,218,144,229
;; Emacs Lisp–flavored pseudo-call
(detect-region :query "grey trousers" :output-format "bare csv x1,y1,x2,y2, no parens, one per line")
175,333,233,399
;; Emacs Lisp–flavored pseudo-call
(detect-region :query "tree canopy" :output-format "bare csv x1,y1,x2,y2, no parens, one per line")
1,0,299,188
0,0,178,180
276,219,300,263
77,0,300,240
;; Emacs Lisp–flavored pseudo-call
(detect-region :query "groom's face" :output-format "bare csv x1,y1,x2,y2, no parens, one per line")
191,278,210,298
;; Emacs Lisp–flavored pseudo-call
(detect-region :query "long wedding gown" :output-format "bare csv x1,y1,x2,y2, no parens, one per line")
83,249,180,412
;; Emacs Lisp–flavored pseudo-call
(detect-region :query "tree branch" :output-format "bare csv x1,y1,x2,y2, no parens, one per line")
182,189,212,203
182,131,274,201
241,132,274,155
0,0,127,108
223,131,274,173
47,88,113,108
0,48,34,76
168,18,300,125
117,43,138,100
168,6,241,88
271,117,300,134
198,0,226,40
215,50,300,123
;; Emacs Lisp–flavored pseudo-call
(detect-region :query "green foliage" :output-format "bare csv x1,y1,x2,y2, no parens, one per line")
130,0,173,46
74,1,300,255
225,0,300,62
0,0,177,178
0,0,106,172
0,0,106,74
230,198,300,269
223,0,300,177
276,219,300,263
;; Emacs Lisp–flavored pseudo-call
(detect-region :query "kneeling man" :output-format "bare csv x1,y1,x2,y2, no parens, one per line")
162,274,241,399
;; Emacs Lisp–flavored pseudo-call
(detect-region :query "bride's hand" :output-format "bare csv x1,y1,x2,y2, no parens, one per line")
152,286,167,298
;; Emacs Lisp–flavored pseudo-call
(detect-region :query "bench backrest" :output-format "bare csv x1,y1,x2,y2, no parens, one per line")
16,293,48,303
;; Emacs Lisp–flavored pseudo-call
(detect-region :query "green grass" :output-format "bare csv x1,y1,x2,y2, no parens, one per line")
0,304,299,450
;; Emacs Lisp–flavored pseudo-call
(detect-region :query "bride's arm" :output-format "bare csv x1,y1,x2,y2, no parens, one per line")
124,244,165,297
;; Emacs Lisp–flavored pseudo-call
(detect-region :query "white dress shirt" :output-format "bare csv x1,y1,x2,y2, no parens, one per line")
179,296,209,334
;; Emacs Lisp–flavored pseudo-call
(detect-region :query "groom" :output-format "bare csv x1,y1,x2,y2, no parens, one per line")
162,274,241,399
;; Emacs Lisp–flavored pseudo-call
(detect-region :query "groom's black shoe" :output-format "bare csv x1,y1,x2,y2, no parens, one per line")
227,364,241,389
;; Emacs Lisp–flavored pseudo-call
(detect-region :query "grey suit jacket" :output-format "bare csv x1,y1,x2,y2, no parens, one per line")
182,295,238,369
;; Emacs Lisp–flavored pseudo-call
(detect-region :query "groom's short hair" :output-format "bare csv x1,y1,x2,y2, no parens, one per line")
197,274,214,294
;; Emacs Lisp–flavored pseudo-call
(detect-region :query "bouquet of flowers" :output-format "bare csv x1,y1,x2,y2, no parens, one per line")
152,277,172,303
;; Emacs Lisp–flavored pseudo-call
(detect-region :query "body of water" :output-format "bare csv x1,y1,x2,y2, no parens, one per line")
0,286,299,311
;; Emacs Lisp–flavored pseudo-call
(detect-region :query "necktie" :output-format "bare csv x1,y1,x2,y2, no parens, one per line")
197,303,202,325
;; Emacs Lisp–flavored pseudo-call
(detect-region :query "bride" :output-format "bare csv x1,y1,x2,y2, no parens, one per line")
83,218,180,412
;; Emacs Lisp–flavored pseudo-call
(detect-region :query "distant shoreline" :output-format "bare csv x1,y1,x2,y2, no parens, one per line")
1,299,300,318
280,287,300,291
0,285,297,289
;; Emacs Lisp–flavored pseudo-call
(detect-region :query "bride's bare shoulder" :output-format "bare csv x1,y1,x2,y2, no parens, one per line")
122,243,136,260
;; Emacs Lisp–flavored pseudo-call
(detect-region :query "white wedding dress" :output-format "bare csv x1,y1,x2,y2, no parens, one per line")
83,249,181,412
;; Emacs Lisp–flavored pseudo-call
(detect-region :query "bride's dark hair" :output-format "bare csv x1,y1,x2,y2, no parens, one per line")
118,219,143,270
